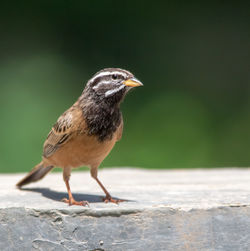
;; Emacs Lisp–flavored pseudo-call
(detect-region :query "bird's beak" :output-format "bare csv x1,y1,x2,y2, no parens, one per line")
123,77,143,87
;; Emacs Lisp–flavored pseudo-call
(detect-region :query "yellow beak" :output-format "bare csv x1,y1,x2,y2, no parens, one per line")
123,77,143,87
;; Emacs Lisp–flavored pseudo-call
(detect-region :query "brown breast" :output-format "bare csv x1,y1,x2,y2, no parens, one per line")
44,132,117,168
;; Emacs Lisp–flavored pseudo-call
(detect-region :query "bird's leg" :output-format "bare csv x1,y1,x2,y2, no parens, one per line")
62,168,89,206
91,167,124,204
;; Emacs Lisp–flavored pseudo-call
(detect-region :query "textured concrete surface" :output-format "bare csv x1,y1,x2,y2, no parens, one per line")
1,168,250,250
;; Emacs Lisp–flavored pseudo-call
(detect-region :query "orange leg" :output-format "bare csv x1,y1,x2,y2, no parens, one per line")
94,176,124,204
62,168,89,206
62,179,89,206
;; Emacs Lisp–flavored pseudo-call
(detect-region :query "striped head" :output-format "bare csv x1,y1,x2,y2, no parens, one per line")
84,68,143,104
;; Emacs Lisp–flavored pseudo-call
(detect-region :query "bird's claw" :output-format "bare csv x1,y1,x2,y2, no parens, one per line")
61,198,89,207
102,196,124,204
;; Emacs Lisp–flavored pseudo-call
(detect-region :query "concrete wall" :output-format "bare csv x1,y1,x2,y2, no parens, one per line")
1,168,250,250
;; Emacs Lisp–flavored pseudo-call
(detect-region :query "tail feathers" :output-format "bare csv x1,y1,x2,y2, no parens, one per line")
16,162,54,188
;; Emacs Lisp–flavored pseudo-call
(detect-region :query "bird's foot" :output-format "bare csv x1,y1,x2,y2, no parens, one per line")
62,198,89,207
102,195,124,204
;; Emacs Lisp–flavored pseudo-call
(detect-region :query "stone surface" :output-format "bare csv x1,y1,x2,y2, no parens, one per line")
1,168,250,250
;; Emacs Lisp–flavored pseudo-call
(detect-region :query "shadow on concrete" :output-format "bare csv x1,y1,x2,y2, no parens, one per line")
20,188,130,203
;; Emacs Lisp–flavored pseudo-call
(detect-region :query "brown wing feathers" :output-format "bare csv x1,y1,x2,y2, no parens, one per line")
43,108,76,158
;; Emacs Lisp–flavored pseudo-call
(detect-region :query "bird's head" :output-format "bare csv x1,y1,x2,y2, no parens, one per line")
84,68,143,105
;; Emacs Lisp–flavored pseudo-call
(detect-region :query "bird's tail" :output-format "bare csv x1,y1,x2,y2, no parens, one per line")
16,161,54,188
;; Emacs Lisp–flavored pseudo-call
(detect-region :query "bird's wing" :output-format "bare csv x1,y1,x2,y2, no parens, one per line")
43,106,82,158
116,115,123,141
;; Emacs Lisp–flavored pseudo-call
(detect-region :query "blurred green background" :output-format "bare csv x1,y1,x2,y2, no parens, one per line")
0,1,250,173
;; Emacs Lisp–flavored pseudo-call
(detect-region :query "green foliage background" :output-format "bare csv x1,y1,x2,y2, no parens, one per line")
0,1,250,172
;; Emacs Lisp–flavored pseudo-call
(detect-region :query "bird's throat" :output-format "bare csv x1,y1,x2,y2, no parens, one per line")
81,98,122,141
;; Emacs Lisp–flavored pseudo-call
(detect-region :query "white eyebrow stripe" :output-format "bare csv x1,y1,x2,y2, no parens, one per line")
105,84,125,97
91,71,127,83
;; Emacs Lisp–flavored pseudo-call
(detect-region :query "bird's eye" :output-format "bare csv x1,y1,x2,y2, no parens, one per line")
112,74,118,80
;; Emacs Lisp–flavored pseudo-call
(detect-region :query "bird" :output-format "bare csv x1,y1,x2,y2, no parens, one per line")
16,68,143,206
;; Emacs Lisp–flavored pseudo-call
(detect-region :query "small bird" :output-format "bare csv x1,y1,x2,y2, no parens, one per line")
17,68,143,206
